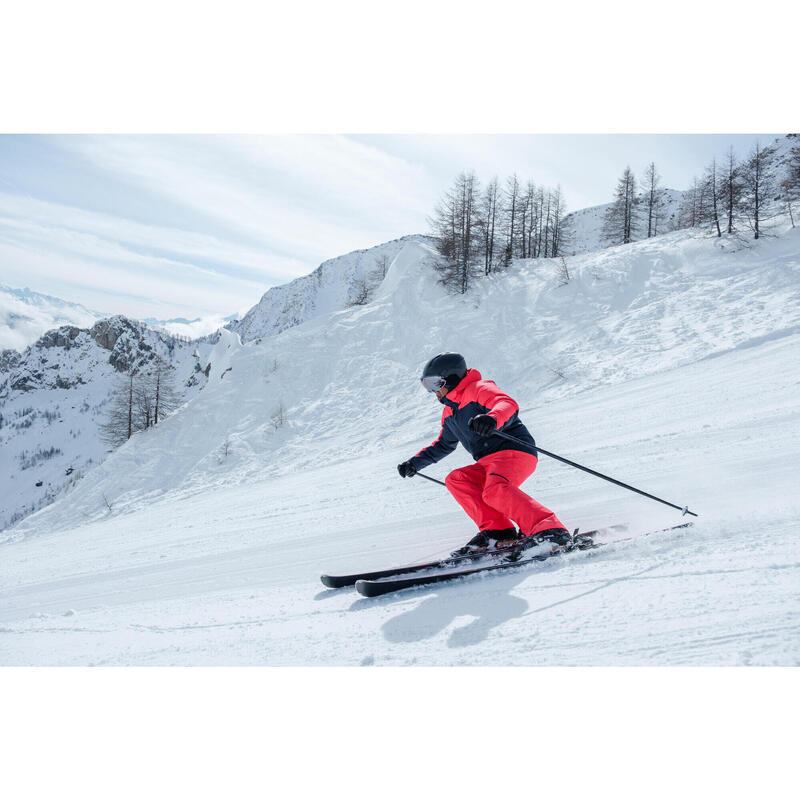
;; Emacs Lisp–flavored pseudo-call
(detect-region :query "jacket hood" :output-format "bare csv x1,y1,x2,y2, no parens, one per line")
443,368,481,403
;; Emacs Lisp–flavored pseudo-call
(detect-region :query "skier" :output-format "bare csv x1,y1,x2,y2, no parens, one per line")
397,352,570,556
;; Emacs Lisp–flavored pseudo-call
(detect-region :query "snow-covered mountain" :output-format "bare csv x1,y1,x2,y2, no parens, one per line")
0,284,108,352
1,215,798,665
226,234,430,342
0,236,431,531
0,316,219,530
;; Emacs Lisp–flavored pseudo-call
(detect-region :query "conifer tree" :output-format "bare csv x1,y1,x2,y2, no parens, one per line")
678,177,703,229
549,186,567,257
740,141,777,239
99,361,180,449
641,162,665,238
429,172,482,293
503,174,521,260
603,167,639,245
100,373,136,448
780,142,800,227
702,157,723,237
478,177,500,275
720,146,743,234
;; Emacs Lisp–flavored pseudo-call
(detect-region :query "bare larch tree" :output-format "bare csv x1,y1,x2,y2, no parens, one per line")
603,167,639,245
719,146,743,234
780,141,800,227
478,177,500,275
429,171,482,293
549,186,567,257
702,157,723,237
100,361,181,449
502,174,521,267
740,141,777,239
641,162,665,238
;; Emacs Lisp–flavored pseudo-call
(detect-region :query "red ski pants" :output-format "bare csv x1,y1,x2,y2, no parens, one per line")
444,450,565,535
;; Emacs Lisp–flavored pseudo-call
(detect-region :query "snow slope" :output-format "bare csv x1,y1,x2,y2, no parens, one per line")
1,225,799,665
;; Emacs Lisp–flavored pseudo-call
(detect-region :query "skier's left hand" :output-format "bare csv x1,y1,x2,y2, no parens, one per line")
469,414,497,437
397,461,417,478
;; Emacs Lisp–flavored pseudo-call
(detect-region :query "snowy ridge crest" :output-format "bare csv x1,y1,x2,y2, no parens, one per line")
226,235,431,343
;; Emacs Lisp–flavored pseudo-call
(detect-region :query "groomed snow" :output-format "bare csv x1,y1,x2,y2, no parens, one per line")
1,225,799,665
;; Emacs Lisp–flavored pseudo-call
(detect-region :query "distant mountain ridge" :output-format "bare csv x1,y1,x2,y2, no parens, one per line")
1,284,105,315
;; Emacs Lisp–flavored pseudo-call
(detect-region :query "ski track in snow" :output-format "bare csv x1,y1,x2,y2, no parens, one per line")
1,226,800,665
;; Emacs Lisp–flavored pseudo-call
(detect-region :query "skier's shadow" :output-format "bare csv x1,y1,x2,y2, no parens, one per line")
364,570,531,649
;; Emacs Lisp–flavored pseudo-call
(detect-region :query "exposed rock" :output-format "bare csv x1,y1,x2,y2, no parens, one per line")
56,375,84,389
36,326,81,350
91,317,131,351
1,349,21,373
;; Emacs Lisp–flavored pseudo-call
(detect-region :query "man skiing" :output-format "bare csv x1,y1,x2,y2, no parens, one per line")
397,352,570,556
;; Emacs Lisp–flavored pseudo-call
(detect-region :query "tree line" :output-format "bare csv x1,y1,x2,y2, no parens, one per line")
429,172,567,294
606,138,800,245
430,138,799,291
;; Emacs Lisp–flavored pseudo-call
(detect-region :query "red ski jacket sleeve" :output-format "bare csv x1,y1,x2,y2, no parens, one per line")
473,381,519,428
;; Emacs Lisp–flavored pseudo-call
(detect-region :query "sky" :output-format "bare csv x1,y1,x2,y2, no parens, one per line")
0,133,784,323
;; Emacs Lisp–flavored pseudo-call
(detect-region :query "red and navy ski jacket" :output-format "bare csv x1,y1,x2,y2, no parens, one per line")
409,369,536,470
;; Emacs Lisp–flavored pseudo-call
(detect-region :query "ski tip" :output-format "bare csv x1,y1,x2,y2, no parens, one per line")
355,579,384,598
320,575,345,589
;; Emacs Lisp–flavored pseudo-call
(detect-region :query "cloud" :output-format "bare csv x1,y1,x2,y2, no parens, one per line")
55,135,434,260
0,191,307,285
0,288,100,351
0,239,260,321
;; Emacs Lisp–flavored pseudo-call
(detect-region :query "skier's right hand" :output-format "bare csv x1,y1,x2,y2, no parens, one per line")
397,461,417,478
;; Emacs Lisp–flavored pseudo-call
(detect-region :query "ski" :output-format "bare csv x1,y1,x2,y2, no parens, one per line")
320,525,626,589
353,522,693,598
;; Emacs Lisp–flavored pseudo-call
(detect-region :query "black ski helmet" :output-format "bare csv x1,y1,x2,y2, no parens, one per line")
420,352,467,392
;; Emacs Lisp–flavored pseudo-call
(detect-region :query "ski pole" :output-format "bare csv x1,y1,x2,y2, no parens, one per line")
415,470,447,487
493,430,698,517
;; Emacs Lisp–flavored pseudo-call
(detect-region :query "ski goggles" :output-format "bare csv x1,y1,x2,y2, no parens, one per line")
421,375,447,392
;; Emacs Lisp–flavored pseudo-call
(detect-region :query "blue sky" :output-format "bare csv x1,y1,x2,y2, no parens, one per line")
0,133,782,321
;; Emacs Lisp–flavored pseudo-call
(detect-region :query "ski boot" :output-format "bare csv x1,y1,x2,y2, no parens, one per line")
502,527,572,562
450,528,518,557
532,528,572,547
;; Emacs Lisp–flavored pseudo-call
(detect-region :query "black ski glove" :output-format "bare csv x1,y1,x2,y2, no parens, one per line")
397,460,417,478
469,414,497,437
